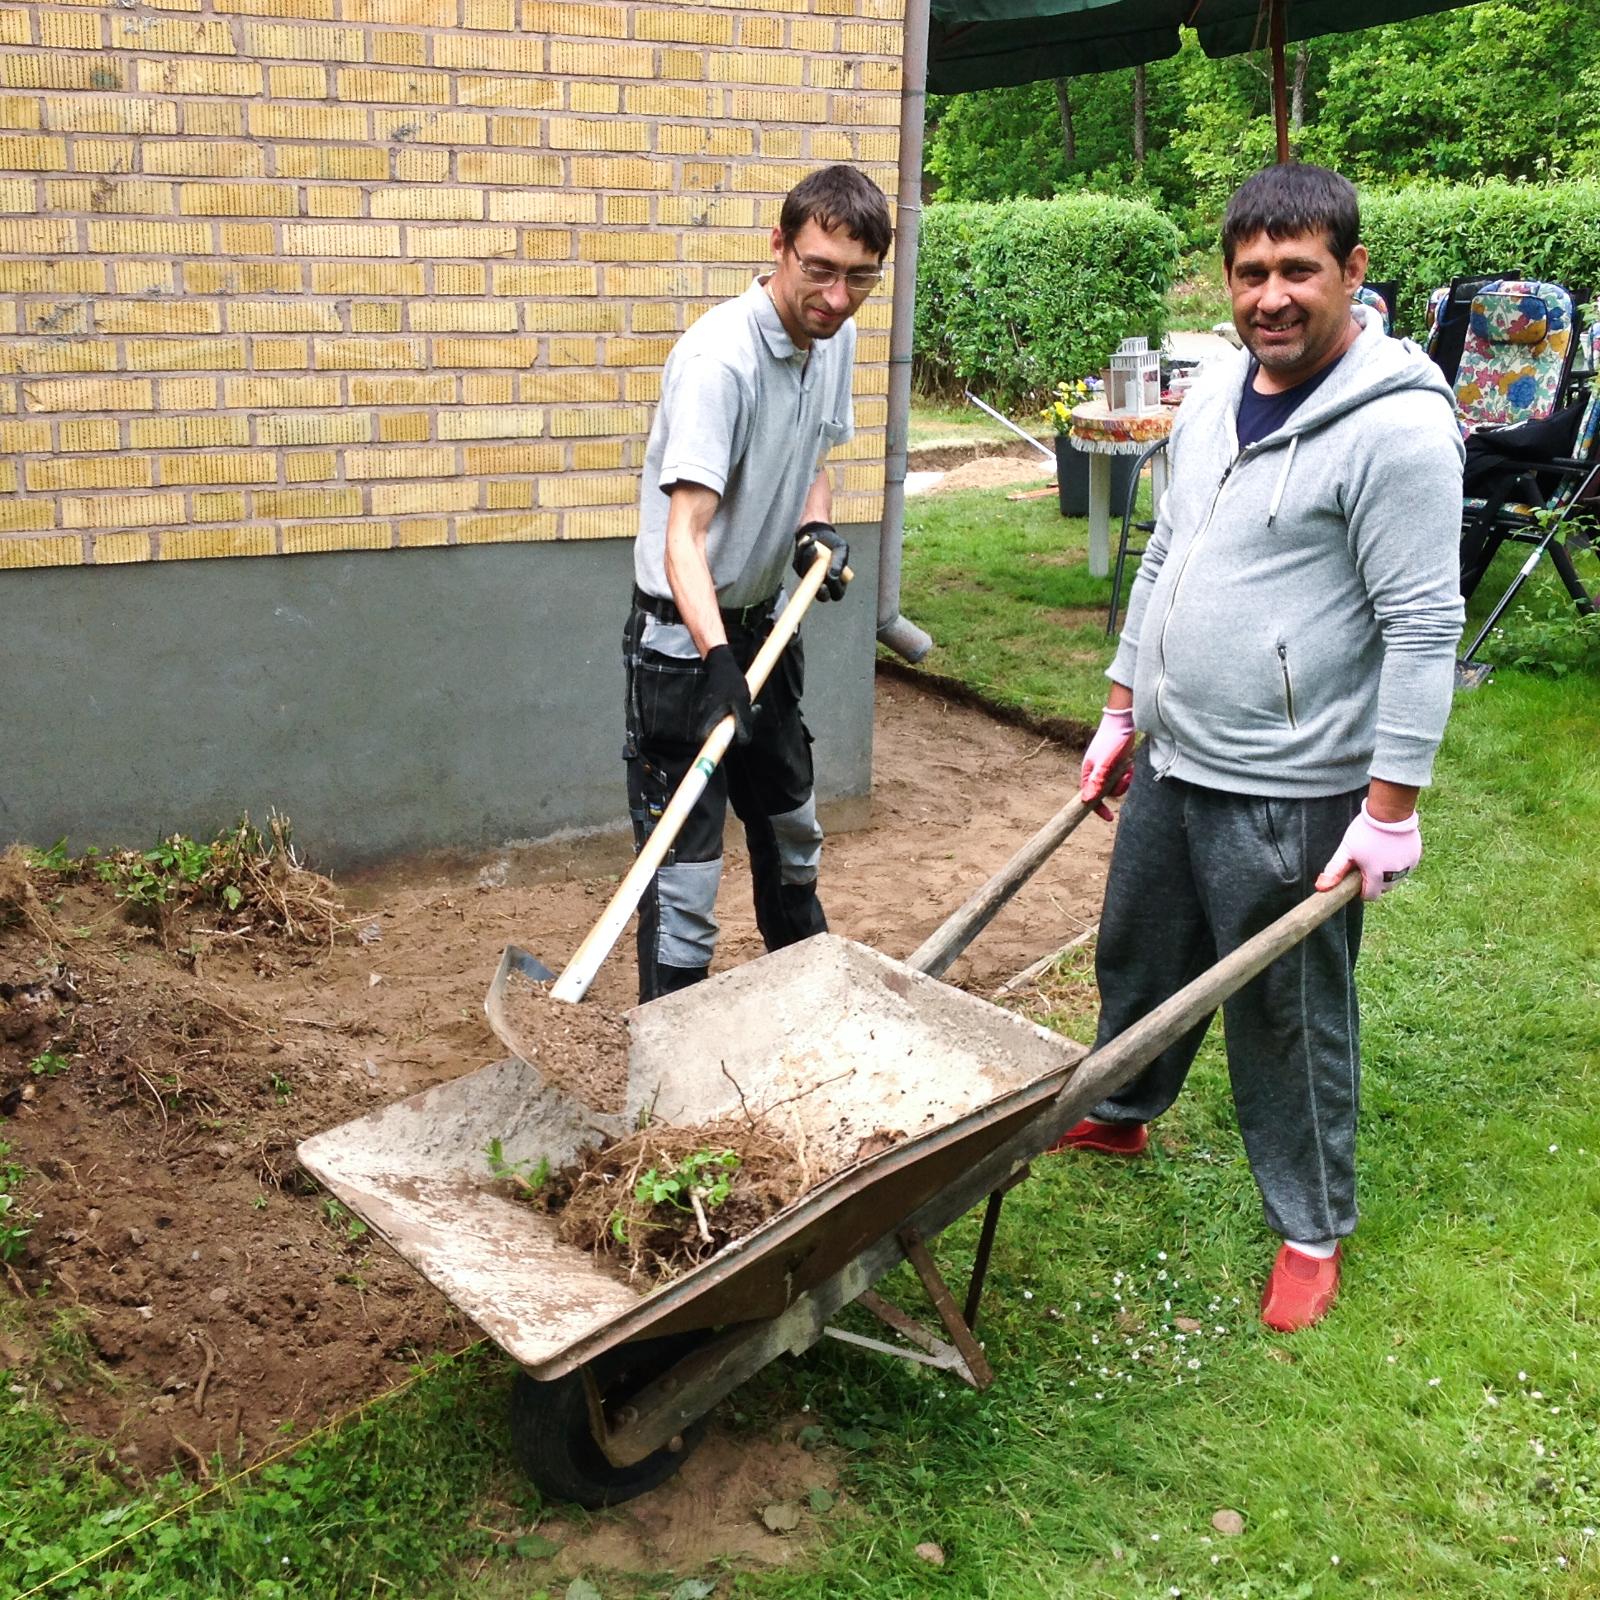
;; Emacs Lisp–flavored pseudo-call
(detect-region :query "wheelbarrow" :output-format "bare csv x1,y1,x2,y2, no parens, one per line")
299,705,1361,1504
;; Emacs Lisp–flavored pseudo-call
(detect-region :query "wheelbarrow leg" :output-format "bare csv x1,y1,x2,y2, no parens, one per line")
964,1166,1030,1333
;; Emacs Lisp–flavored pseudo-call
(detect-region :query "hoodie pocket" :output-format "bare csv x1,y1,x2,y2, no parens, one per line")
1276,642,1298,729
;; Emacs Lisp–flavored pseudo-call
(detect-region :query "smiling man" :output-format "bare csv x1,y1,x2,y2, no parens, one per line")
1060,164,1465,1330
622,166,892,1004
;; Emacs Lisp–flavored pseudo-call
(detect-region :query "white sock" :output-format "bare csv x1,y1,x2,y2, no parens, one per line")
1285,1237,1338,1260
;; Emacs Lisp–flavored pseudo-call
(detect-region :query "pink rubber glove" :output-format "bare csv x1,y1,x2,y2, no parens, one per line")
1316,801,1421,901
1080,705,1135,821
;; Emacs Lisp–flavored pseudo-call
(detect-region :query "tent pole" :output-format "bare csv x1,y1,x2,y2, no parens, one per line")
877,0,934,662
1270,0,1290,162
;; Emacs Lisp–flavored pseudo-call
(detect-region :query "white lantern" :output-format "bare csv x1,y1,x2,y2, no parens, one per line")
1108,337,1162,416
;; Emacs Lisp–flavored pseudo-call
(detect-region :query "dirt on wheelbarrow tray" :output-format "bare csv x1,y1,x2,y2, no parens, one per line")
0,676,1113,1482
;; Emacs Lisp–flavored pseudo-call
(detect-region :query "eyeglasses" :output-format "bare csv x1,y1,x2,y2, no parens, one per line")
793,255,884,293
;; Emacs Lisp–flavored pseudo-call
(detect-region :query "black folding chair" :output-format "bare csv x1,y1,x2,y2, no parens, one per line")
1106,439,1167,639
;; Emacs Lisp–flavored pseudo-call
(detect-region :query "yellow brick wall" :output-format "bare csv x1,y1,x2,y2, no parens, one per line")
0,0,901,568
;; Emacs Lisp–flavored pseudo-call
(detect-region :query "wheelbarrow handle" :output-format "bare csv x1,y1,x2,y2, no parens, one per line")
906,752,1131,981
549,545,849,1005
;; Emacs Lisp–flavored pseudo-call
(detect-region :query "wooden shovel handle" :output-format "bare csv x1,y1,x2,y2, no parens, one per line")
548,547,847,1005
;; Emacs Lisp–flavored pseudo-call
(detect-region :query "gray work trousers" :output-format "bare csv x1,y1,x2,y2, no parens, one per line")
1090,746,1366,1243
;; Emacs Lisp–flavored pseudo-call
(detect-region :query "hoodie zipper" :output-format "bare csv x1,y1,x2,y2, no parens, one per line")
1277,642,1298,727
1152,454,1241,774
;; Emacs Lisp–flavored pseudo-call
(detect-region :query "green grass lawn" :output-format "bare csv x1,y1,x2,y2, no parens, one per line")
908,396,1034,451
3,509,1597,1600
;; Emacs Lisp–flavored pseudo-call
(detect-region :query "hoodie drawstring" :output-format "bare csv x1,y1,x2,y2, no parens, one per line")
1266,434,1298,528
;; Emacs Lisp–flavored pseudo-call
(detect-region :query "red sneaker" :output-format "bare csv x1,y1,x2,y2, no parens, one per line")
1259,1243,1342,1332
1048,1117,1149,1156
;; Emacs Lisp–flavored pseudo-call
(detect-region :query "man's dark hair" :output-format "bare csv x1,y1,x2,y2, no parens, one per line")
779,165,893,261
1222,163,1360,267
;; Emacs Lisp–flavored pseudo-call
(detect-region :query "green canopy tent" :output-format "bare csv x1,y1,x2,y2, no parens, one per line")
926,0,1490,161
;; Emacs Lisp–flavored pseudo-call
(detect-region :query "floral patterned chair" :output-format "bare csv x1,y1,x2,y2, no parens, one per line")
1354,284,1391,333
1453,278,1576,434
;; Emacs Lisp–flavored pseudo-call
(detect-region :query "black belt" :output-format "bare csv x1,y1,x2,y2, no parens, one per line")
632,586,777,629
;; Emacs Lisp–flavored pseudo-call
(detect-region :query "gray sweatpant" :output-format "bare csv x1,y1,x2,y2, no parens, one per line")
1090,746,1366,1243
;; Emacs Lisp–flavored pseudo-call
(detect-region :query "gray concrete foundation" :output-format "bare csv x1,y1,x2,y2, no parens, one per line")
0,529,880,869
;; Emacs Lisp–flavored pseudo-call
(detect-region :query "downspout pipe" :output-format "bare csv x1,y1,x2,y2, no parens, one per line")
876,0,934,663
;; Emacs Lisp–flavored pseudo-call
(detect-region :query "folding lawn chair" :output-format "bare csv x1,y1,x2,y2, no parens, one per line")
1426,274,1511,389
1456,323,1599,686
1355,282,1395,333
1452,278,1576,434
1106,439,1167,638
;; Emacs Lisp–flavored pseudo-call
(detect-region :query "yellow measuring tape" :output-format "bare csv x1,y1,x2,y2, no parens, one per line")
10,1338,488,1600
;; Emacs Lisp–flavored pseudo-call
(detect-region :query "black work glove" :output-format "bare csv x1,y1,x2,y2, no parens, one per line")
694,644,755,745
794,520,850,602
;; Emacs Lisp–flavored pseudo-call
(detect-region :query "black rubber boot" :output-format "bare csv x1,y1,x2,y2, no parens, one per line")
639,963,709,1004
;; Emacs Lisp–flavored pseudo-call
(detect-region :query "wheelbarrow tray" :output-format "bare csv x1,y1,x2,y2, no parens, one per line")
297,933,1086,1380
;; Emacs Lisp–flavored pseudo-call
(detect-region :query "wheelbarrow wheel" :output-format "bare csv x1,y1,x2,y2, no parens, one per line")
508,1334,709,1508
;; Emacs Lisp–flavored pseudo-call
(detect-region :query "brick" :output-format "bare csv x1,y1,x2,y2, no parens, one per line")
370,30,426,65
189,493,245,522
84,219,208,255
579,229,674,262
256,487,362,518
431,336,538,367
711,52,802,85
136,59,262,96
97,301,221,336
858,132,900,162
681,231,765,264
23,377,152,411
284,224,400,257
154,378,215,411
0,419,49,451
180,182,296,216
462,373,515,403
599,196,646,226
410,301,516,331
60,418,121,451
433,265,486,295
284,450,336,480
456,511,557,542
631,303,679,333
60,491,183,529
126,337,244,372
376,109,486,142
456,150,561,186
521,3,626,36
130,414,251,449
377,410,430,441
180,106,244,142
658,195,757,228
761,128,802,158
25,455,150,492
659,125,752,156
159,452,275,486
406,225,517,257
455,74,561,110
48,177,173,213
568,81,618,113
277,144,387,180
306,186,364,217
434,33,540,71
601,264,699,297
740,15,782,46
861,61,903,91
657,48,704,81
258,413,371,445
485,480,532,508
69,139,135,173
559,507,632,538
186,261,300,294
0,135,66,170
141,142,259,177
601,335,674,365
0,176,33,211
0,503,58,533
251,338,309,368
570,439,623,469
461,442,559,473
243,21,363,58
222,0,336,18
830,95,900,126
0,530,75,558
2,55,118,92
809,59,851,89
110,16,232,51
521,228,574,258
92,532,154,564
307,262,423,298
352,303,402,331
732,90,832,128
249,103,366,141
50,97,179,135
394,147,450,182
229,302,343,332
791,18,834,50
268,63,329,96
547,41,651,77
537,471,631,507
337,67,450,102
634,8,731,42
548,405,647,437
841,22,900,53
0,9,29,43
547,117,648,152
521,301,620,331
162,527,276,560
345,0,455,21
350,374,453,404
312,337,426,369
623,84,713,117
224,375,340,408
571,156,671,191
365,186,478,221
491,113,544,145
371,479,476,515
0,94,39,128
808,129,854,160
394,518,449,545
346,446,453,478
437,406,543,439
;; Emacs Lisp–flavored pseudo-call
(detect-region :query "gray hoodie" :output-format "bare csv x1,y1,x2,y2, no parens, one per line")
1111,307,1465,798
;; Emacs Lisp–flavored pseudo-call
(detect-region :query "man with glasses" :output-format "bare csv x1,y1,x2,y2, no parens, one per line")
623,165,892,1004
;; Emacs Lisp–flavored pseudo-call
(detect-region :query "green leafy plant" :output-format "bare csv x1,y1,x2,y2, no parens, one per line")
634,1149,740,1213
27,1053,70,1079
483,1138,550,1199
0,1141,32,1264
319,1198,368,1244
23,839,73,873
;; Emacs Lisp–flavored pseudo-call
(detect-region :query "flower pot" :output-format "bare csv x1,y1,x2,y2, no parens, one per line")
1055,435,1137,520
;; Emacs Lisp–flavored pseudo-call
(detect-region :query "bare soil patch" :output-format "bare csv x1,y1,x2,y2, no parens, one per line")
0,676,1109,1487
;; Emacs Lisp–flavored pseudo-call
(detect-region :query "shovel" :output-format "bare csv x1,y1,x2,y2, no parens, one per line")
487,542,849,1041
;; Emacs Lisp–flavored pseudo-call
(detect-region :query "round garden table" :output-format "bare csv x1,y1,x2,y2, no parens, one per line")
1068,399,1178,576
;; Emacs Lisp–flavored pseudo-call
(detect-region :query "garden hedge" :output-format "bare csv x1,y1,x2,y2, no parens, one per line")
1361,179,1600,338
914,195,1183,411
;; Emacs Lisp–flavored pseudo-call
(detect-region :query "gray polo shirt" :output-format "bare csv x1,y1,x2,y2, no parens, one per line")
633,277,856,611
